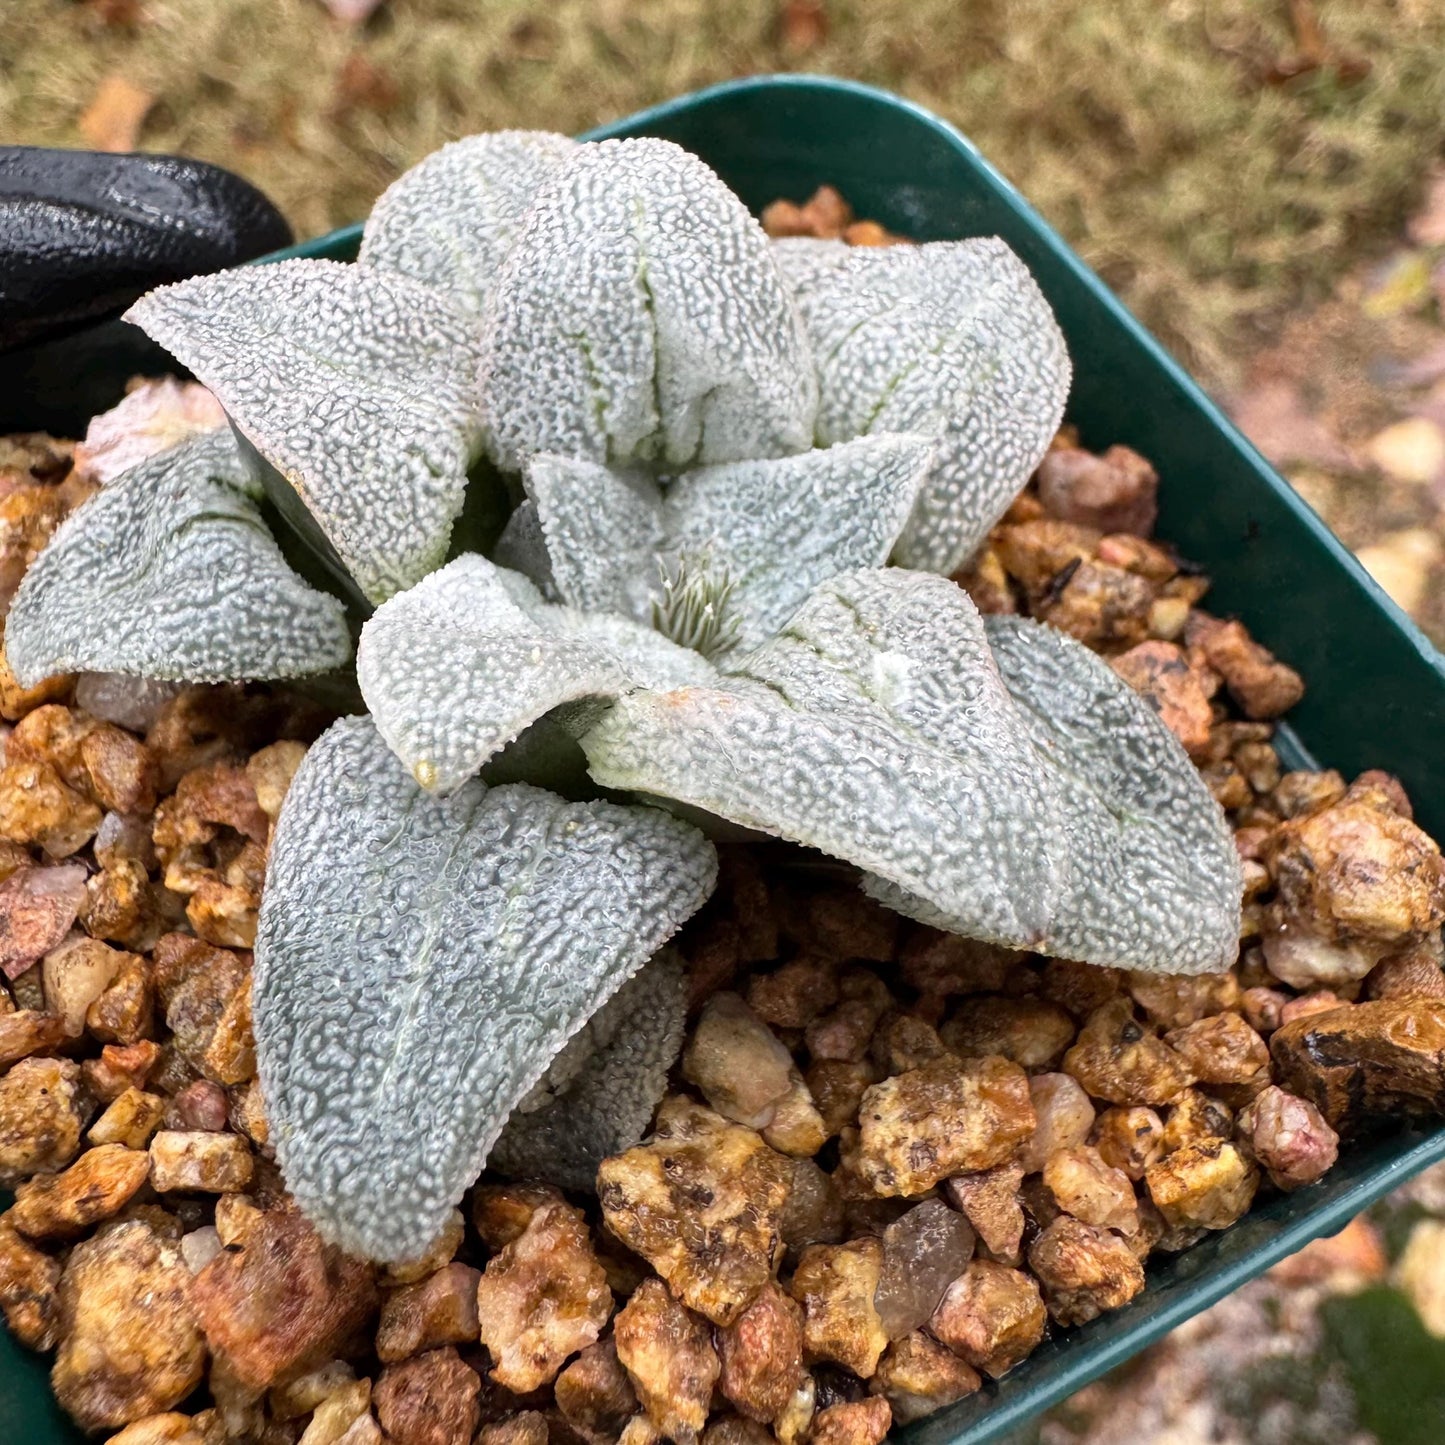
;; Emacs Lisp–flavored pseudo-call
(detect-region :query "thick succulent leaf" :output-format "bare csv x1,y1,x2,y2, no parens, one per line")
357,553,713,793
358,130,578,313
5,431,351,686
583,568,1067,950
125,259,483,605
979,615,1242,972
489,950,687,1189
478,138,817,474
774,237,1071,574
528,433,935,650
254,716,716,1263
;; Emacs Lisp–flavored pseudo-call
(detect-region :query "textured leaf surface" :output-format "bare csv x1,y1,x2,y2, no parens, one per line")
359,130,578,313
978,614,1241,972
529,432,935,650
6,431,351,686
583,568,1066,949
478,138,817,474
254,717,716,1262
774,237,1071,574
489,951,687,1190
357,554,713,793
126,259,483,605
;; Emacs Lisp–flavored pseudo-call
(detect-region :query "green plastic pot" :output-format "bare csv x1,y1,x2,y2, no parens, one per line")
3,73,1445,1445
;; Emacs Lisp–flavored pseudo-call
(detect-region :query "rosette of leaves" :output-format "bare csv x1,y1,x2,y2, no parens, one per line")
5,131,1242,1264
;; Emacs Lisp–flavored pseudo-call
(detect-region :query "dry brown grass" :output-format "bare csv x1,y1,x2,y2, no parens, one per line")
2,0,1444,386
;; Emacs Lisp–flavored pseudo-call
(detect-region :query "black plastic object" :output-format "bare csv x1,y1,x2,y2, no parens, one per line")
0,146,292,353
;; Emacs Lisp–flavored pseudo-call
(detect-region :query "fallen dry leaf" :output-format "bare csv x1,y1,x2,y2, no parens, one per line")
1355,528,1443,616
1364,416,1445,486
1230,379,1358,473
77,74,154,152
780,0,828,53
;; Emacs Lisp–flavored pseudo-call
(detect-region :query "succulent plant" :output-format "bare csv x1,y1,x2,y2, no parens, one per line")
5,131,1242,1264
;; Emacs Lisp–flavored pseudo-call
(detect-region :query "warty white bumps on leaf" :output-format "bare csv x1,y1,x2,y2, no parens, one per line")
526,431,937,651
489,950,688,1190
773,235,1071,575
356,553,714,794
5,430,351,686
125,258,485,606
583,567,1068,950
253,715,716,1263
358,130,579,314
476,137,818,475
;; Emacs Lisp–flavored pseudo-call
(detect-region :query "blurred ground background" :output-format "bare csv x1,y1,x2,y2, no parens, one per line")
5,0,1445,1438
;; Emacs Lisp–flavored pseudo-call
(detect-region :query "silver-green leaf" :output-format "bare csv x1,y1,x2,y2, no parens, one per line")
125,259,484,605
774,236,1071,575
254,716,716,1263
478,138,818,474
356,553,713,793
489,950,688,1190
359,130,579,314
6,431,351,686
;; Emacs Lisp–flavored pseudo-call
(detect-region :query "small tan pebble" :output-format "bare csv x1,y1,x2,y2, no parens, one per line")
0,1055,89,1182
39,935,118,1036
152,933,255,1084
268,1358,357,1419
1127,970,1241,1029
790,1238,889,1379
682,915,742,1008
809,1397,892,1445
1237,1085,1339,1191
805,999,883,1063
928,1259,1046,1379
1240,987,1290,1033
373,1347,481,1445
84,1040,162,1101
1163,1013,1269,1085
954,546,1016,615
475,1198,611,1392
762,1076,829,1157
869,1011,948,1076
614,1277,721,1445
598,1116,791,1326
376,1261,481,1362
0,1220,61,1348
652,1094,732,1139
1037,557,1155,651
943,1163,1026,1265
940,995,1075,1068
246,740,307,821
1039,959,1126,1020
1234,739,1282,796
103,1414,207,1445
1061,998,1195,1107
0,637,71,723
52,1220,206,1430
8,1142,150,1238
855,1054,1035,1196
94,810,158,872
993,517,1101,590
79,726,159,816
1109,642,1213,757
897,930,1013,997
614,1415,666,1445
1279,990,1346,1026
1366,943,1445,1000
1035,444,1158,536
165,1078,229,1132
1095,533,1178,584
0,861,88,978
1201,761,1252,811
1185,613,1304,719
1018,1072,1096,1174
1090,1106,1165,1181
186,876,260,950
780,1156,846,1253
795,893,898,965
470,1183,563,1252
1146,1139,1258,1230
1160,1088,1234,1155
805,1059,875,1136
190,1203,377,1391
6,704,97,789
717,1280,806,1422
869,1329,980,1424
761,185,853,239
683,991,796,1129
875,1199,976,1340
555,1338,638,1441
701,1417,775,1445
149,1130,253,1194
295,1377,372,1444
81,859,155,948
85,950,154,1045
1147,593,1191,640
476,1412,550,1445
1027,1216,1146,1327
227,1077,269,1150
1273,768,1347,819
153,760,269,857
746,957,838,1029
179,1226,222,1275
772,1377,816,1445
0,758,101,857
212,1192,263,1248
1042,1146,1139,1232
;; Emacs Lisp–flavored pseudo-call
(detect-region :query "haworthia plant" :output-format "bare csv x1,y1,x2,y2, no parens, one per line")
8,128,1244,1259
255,717,715,1262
